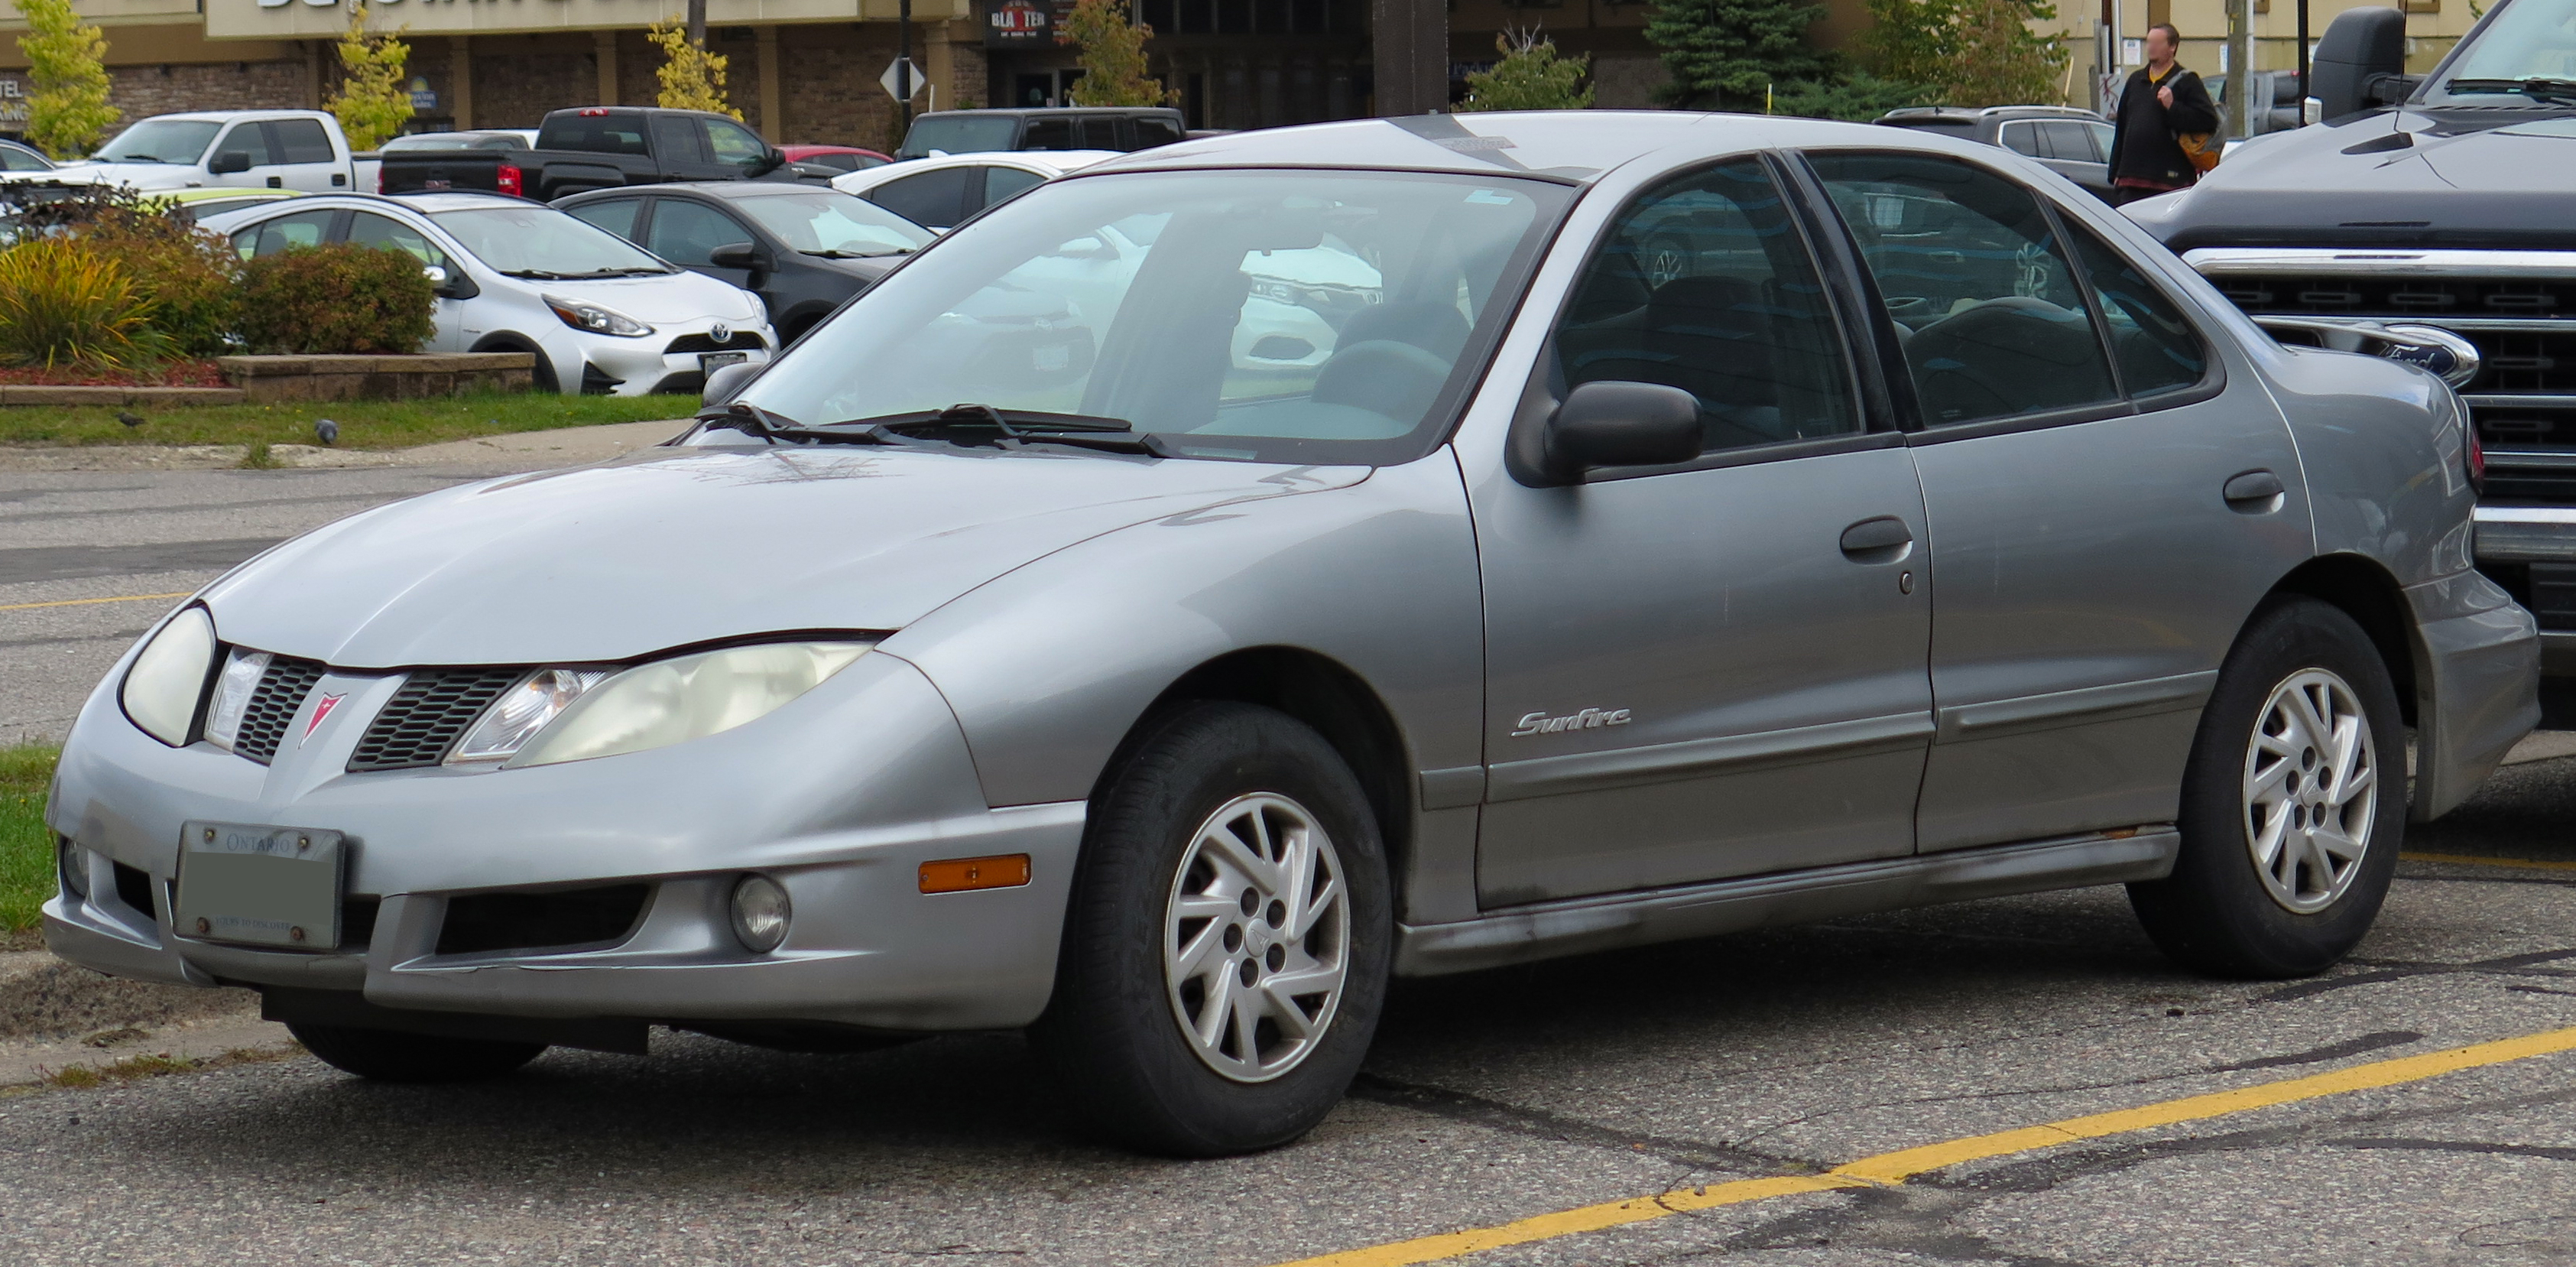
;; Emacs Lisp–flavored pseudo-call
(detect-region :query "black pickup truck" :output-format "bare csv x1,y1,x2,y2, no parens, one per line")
378,106,826,201
2124,0,2576,683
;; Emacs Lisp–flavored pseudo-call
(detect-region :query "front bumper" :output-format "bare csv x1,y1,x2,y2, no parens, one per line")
43,650,1081,1033
2473,502,2576,677
546,320,774,398
2407,567,2542,820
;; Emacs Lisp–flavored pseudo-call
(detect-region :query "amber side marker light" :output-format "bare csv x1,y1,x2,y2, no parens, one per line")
919,854,1033,894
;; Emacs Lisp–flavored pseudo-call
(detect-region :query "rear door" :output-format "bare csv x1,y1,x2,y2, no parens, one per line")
861,166,975,230
2038,121,2113,195
345,210,463,350
1802,150,2308,852
269,118,347,191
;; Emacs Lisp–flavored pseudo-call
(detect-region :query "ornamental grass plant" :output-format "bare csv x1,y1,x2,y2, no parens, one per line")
0,237,167,370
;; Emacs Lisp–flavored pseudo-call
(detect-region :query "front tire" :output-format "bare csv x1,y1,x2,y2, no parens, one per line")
2130,596,2406,978
1033,702,1390,1157
289,1022,546,1083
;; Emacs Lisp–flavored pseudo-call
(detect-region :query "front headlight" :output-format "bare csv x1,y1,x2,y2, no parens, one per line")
120,606,217,746
543,294,654,337
508,642,871,768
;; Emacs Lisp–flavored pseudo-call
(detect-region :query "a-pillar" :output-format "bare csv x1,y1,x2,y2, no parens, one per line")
595,31,619,105
1370,0,1445,115
756,27,783,139
450,36,475,130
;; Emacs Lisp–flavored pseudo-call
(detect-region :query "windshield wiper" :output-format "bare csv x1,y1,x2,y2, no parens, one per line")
745,402,1171,455
694,400,808,440
498,268,579,279
802,248,911,258
2445,76,2576,104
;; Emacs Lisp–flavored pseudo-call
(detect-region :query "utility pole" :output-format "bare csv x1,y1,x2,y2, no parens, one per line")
2228,0,2255,137
687,0,706,49
2297,0,2312,111
898,0,914,132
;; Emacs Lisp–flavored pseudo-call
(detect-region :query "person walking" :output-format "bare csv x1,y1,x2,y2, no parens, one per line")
2107,23,2219,206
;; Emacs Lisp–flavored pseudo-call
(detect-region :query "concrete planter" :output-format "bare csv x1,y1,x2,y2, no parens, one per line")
215,352,537,403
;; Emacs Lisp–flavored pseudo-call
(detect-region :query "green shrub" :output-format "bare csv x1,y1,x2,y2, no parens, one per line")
75,211,242,358
0,237,164,369
237,242,434,355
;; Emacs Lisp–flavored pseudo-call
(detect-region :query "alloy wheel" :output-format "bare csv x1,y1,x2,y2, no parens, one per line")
1162,792,1350,1083
2243,668,2379,914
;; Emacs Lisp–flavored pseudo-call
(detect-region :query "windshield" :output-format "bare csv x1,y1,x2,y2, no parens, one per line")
899,115,1022,158
428,206,673,276
734,190,934,255
94,120,221,164
736,169,1572,465
2432,0,2576,100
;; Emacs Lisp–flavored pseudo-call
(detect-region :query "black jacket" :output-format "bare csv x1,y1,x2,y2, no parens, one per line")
2109,63,2219,188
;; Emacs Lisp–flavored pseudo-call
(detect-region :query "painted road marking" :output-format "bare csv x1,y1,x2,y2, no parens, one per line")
0,592,190,613
1275,1024,2576,1267
2404,852,2576,873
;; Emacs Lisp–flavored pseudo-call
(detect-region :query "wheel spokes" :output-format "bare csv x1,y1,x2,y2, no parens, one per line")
1162,792,1352,1083
2241,668,2378,915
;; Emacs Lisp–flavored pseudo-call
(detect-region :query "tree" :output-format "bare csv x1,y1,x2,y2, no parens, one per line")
1858,0,2067,108
1771,71,1938,119
1645,0,1837,111
1459,30,1595,112
647,19,741,119
15,0,116,160
325,1,414,152
1057,0,1172,107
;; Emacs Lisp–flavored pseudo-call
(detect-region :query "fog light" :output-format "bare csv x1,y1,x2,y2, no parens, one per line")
729,874,791,953
57,838,88,902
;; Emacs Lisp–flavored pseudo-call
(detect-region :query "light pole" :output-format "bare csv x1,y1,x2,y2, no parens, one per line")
898,0,914,133
687,0,706,50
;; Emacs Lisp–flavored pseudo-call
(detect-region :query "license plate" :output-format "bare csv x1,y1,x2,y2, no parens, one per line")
700,351,748,371
174,822,345,949
422,178,452,191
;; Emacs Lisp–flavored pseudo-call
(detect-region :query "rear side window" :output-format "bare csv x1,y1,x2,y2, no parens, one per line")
231,208,336,259
273,119,336,164
983,165,1046,206
1076,118,1121,148
2060,217,2209,398
537,114,651,155
1131,117,1181,147
1023,118,1078,150
1809,151,2119,427
2040,121,2102,162
1998,122,2043,158
565,198,643,241
1555,159,1861,453
865,167,973,229
346,212,447,268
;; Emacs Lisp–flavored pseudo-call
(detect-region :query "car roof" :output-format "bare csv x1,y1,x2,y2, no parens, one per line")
1090,111,1977,185
913,107,1179,119
841,149,1121,186
562,181,859,201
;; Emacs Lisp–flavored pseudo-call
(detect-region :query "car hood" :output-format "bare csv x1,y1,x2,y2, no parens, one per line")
519,271,765,325
50,161,200,190
201,443,1369,668
2130,106,2576,250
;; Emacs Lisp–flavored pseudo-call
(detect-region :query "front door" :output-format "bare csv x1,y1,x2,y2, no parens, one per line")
1803,151,2311,852
1472,158,1935,906
207,122,274,190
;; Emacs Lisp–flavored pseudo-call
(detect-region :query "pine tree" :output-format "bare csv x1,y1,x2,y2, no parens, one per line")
325,1,414,152
1645,0,1837,111
1459,31,1595,112
1057,0,1171,107
16,0,116,160
647,20,742,119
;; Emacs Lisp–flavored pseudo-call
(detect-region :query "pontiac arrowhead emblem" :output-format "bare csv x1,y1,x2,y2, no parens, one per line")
303,693,346,743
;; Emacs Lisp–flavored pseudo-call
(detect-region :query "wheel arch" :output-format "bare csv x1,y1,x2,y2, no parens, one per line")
1095,645,1418,897
2266,553,2424,731
468,331,561,394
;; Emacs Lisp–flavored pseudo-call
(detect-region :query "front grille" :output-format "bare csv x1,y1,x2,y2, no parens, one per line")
2214,275,2567,320
436,884,652,957
349,668,527,772
232,656,327,763
665,330,765,356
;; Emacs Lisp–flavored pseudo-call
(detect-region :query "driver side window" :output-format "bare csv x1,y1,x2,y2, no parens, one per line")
1809,152,2119,427
703,119,769,170
1555,159,1861,455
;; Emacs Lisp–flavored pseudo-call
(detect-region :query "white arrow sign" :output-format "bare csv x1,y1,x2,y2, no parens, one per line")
879,57,926,102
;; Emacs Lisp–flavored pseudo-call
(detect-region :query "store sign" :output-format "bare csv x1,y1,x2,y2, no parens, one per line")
984,0,1063,47
0,80,26,127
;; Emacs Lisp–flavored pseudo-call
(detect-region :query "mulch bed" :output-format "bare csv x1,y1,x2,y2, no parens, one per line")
0,361,228,388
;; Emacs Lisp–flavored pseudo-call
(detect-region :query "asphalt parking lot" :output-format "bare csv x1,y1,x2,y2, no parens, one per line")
8,464,2576,1265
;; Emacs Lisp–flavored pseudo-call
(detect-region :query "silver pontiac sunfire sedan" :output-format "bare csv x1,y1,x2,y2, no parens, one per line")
46,112,2539,1156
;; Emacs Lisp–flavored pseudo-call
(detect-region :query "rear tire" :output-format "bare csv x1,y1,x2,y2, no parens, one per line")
289,1022,546,1083
1031,702,1390,1157
2130,596,2406,978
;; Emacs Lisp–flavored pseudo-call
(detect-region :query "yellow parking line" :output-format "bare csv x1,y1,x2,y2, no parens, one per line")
0,591,190,613
2402,851,2576,873
1274,1024,2576,1267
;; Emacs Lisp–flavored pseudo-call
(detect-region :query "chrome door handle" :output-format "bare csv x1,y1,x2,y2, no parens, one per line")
1839,515,1913,560
2224,469,2286,511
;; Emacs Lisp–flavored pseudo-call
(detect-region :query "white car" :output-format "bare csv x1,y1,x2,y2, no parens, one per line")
830,150,1119,231
202,192,774,397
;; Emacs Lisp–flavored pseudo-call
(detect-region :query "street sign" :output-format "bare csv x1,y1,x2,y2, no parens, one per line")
879,57,924,102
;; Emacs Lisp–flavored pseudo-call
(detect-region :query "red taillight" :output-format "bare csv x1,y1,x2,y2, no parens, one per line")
495,164,524,197
2467,414,2487,494
375,166,385,193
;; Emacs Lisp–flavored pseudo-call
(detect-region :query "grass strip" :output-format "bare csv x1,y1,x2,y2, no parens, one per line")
0,391,696,450
1,745,59,934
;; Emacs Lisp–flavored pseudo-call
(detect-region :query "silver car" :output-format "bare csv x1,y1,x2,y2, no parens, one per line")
44,112,2538,1157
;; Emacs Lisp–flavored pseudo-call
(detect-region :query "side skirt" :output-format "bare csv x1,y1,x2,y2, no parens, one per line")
1393,827,2178,977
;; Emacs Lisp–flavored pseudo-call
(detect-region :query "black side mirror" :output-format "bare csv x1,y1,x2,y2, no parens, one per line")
708,241,762,271
2312,7,2408,120
702,359,763,407
1543,381,1702,480
208,150,252,176
748,149,784,177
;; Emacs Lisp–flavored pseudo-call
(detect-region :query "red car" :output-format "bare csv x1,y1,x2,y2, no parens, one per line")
778,145,891,174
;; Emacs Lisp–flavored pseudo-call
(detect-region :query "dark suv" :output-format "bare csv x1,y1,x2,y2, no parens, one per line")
894,108,1187,161
1874,106,2117,200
